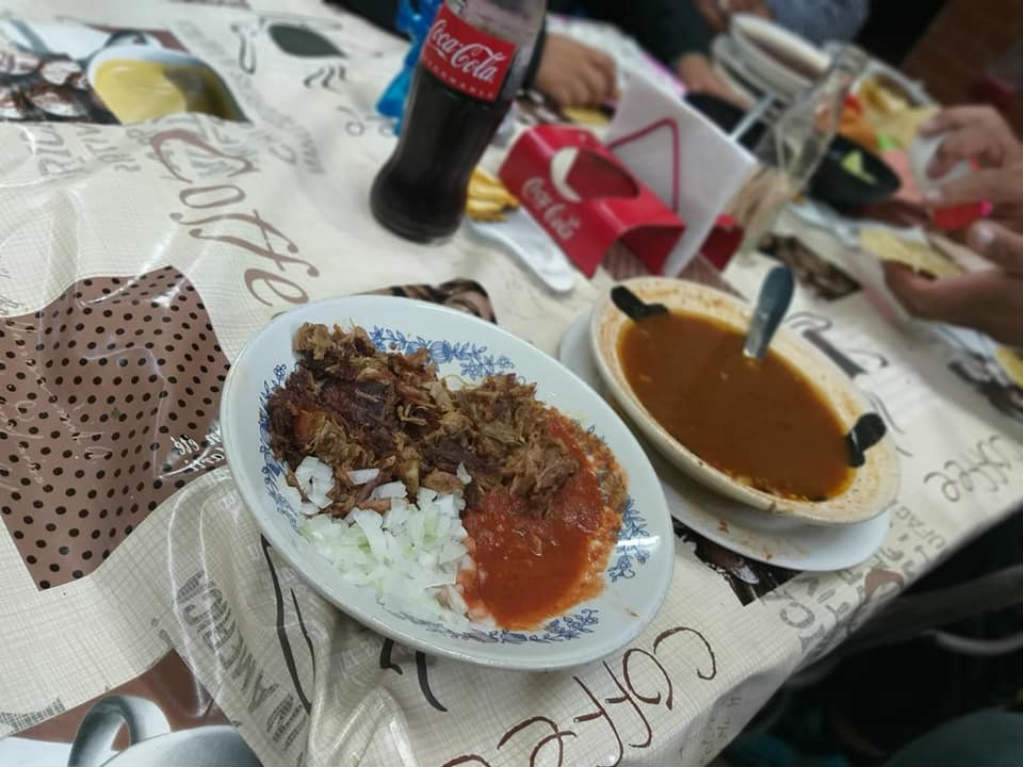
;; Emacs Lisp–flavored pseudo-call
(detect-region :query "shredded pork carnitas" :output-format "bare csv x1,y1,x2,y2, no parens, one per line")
267,323,580,516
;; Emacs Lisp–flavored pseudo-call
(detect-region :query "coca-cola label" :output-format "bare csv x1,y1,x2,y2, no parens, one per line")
420,4,515,102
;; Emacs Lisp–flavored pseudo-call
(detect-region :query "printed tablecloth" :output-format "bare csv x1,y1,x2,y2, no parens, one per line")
0,2,1020,765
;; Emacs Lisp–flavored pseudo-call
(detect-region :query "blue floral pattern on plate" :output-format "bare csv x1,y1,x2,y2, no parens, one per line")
388,607,600,644
607,496,651,582
257,327,653,643
259,363,297,529
369,326,515,379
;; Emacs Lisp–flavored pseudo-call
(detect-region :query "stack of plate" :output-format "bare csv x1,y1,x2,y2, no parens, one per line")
711,14,831,103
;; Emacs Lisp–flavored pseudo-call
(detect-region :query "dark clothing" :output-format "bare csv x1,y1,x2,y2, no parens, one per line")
332,0,419,36
885,710,1023,767
550,0,715,64
333,0,716,87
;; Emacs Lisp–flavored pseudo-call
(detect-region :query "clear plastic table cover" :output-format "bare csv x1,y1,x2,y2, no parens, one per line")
0,4,1020,767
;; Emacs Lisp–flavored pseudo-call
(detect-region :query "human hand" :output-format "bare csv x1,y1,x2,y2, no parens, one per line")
883,220,1023,345
676,52,742,104
534,34,616,108
918,106,1023,226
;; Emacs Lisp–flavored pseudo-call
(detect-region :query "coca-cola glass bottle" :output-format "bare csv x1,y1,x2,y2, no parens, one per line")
370,0,546,243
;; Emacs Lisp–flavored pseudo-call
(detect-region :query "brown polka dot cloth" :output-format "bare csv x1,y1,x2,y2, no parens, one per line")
1,272,494,590
0,267,229,589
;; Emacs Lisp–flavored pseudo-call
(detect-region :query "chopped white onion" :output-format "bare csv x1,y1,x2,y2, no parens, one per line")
294,456,335,508
308,492,332,510
456,463,471,484
371,481,407,500
347,468,380,485
281,483,320,517
300,478,476,627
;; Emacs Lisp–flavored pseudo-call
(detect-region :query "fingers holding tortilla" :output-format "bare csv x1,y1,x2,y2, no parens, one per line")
883,262,1022,345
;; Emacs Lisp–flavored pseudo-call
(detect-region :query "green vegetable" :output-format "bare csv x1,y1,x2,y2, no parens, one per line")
841,149,877,184
876,132,899,152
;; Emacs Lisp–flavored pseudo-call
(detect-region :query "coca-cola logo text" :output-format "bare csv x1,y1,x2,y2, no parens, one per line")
428,19,507,85
522,177,581,242
420,5,514,102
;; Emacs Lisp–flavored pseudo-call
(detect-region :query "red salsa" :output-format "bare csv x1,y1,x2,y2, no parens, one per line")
459,415,621,629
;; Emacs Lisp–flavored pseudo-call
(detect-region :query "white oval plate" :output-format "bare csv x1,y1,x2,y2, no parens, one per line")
729,14,830,98
559,312,890,571
590,278,900,526
221,295,674,670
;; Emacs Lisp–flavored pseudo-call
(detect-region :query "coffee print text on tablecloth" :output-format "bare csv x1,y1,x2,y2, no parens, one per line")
168,568,310,759
760,500,949,664
0,267,229,589
923,434,1017,503
440,625,717,767
148,126,321,308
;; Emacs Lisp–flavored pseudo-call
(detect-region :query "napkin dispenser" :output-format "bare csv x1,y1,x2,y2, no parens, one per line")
498,124,685,277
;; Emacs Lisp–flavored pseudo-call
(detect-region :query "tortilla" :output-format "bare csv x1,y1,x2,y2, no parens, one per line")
860,227,963,278
995,346,1023,387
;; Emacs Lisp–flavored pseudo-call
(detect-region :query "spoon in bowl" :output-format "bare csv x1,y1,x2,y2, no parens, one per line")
743,265,795,360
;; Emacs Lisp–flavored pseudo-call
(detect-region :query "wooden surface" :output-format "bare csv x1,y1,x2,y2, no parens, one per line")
902,0,1022,131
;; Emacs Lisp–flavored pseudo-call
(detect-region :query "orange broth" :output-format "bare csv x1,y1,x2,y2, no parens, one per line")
617,311,853,501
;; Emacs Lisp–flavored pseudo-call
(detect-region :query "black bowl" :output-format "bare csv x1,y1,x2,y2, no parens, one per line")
684,92,901,208
809,134,901,207
685,92,766,150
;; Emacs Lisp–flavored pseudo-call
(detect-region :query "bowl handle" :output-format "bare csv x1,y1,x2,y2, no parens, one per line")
846,413,886,467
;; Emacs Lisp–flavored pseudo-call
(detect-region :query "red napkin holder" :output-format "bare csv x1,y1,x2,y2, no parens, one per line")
498,125,685,277
700,214,743,270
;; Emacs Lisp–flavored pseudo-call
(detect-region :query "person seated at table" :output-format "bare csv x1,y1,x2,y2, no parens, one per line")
691,0,869,46
666,0,870,103
883,106,1022,346
334,0,735,106
539,0,873,105
535,0,734,105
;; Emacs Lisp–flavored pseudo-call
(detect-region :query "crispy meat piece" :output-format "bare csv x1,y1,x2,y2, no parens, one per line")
266,323,580,517
422,469,464,494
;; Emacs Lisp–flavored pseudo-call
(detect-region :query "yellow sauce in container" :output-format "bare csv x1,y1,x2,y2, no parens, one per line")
93,58,241,123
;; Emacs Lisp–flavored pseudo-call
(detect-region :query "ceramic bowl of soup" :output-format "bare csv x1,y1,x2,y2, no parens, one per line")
590,277,900,526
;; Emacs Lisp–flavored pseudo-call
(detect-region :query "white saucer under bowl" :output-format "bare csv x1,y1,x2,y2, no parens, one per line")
559,311,890,572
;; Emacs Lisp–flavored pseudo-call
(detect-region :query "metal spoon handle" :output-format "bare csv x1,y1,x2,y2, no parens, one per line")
743,265,795,360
